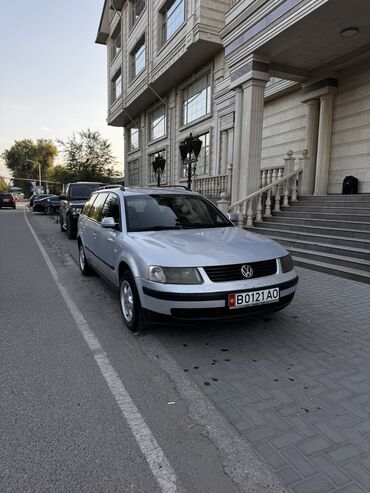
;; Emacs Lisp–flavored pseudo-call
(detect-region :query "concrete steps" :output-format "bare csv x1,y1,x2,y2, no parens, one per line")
250,194,370,283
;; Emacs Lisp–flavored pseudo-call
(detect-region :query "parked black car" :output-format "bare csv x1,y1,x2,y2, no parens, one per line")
59,182,103,239
29,194,53,207
44,195,61,215
32,194,59,213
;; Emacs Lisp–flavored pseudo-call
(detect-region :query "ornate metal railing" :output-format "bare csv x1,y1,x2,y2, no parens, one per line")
229,168,303,228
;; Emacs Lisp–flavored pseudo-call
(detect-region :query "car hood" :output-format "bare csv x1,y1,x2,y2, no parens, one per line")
129,227,287,267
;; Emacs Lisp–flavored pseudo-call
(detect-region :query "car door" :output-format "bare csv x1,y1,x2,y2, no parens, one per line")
83,192,109,271
95,192,122,284
79,194,98,263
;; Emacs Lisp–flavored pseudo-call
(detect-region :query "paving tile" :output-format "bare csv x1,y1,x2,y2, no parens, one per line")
155,267,370,492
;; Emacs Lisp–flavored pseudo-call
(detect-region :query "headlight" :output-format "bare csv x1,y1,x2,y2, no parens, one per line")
148,266,203,284
280,255,294,273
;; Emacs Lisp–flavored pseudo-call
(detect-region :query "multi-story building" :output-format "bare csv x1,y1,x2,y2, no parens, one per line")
96,0,370,201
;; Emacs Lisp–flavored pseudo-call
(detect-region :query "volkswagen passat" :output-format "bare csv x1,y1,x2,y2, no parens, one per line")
77,186,298,331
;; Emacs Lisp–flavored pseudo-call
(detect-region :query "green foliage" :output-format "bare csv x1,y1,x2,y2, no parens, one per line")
0,176,9,192
2,139,58,196
58,129,119,183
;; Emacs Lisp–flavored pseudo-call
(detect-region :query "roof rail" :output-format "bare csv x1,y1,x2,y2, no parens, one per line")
150,185,191,191
97,183,125,191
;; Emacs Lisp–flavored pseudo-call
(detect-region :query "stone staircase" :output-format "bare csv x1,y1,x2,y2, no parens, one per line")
252,195,370,284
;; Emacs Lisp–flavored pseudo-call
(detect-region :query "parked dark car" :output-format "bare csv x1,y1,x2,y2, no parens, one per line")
59,182,103,239
32,195,59,213
29,194,53,207
44,195,61,215
0,193,16,209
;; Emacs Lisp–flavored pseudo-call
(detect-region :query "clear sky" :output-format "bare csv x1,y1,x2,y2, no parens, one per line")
0,0,123,177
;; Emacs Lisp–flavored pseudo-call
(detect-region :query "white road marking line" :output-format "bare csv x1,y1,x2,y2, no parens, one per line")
24,209,178,493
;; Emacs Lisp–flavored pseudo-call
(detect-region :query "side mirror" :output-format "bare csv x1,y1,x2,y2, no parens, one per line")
59,193,67,200
227,212,238,224
101,217,116,228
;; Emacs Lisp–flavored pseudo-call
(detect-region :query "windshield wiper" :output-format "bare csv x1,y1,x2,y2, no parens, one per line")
181,224,230,229
133,225,184,232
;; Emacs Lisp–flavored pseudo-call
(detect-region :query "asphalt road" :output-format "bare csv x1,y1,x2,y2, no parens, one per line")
0,207,286,493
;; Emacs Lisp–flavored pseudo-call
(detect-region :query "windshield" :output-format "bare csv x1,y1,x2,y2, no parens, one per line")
125,194,232,232
69,184,102,200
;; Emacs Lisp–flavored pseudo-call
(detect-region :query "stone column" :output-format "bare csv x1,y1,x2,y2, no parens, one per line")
220,130,229,175
303,99,320,195
231,87,243,204
238,77,268,200
314,94,335,195
123,127,128,184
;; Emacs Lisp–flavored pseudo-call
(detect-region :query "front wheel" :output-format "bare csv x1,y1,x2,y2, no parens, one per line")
60,213,65,232
119,271,146,332
66,215,77,239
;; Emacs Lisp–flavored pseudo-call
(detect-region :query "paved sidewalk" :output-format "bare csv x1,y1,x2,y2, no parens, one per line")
155,267,370,492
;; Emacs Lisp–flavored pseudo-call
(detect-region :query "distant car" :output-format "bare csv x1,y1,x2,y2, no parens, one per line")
77,186,298,332
29,194,53,207
0,193,16,209
32,194,59,213
59,182,103,239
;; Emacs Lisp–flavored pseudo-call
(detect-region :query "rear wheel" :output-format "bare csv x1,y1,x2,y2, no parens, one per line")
119,271,146,332
79,243,92,276
66,215,77,239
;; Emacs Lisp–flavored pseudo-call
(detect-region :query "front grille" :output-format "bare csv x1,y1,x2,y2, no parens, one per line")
203,259,277,282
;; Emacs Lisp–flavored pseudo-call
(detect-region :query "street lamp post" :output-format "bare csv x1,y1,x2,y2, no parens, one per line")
179,133,202,190
26,159,42,188
152,154,166,187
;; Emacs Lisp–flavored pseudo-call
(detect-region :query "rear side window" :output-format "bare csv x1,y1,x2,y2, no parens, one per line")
89,193,108,222
101,193,120,223
82,195,97,217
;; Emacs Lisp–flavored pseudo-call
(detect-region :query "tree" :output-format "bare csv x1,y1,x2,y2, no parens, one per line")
2,139,58,196
0,176,8,192
58,130,119,183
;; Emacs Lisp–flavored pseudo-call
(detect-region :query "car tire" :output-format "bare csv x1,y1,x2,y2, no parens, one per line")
60,213,65,232
79,242,93,276
66,215,77,240
13,206,16,210
119,270,146,332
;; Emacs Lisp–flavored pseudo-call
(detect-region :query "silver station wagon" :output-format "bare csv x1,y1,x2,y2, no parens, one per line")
77,186,298,331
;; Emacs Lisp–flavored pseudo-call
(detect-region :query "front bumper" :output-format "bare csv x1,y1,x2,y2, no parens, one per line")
138,271,298,322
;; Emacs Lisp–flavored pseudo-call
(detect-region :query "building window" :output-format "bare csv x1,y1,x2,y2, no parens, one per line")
112,71,122,101
196,132,210,175
149,105,166,141
181,132,210,177
131,0,145,26
149,150,167,183
128,128,140,151
128,160,140,185
111,23,121,59
162,0,185,43
182,73,211,125
131,37,146,79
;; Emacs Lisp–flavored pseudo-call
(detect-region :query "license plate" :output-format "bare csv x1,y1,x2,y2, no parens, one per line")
3,199,9,202
228,288,279,309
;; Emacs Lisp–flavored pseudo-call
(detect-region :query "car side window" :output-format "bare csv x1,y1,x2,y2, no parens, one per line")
89,193,108,222
82,195,97,217
101,193,120,224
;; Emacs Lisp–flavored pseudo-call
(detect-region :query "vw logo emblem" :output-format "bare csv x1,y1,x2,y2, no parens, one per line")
241,264,253,279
